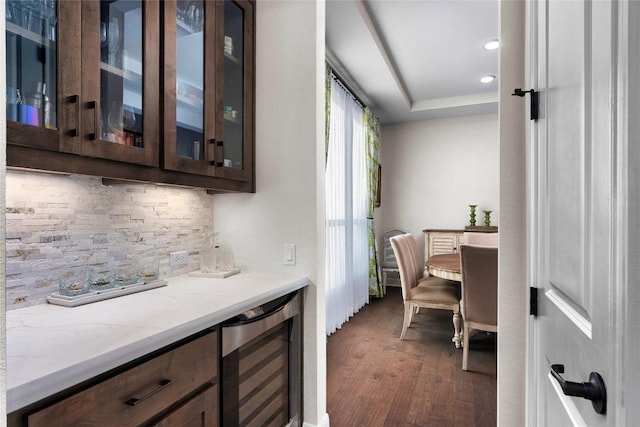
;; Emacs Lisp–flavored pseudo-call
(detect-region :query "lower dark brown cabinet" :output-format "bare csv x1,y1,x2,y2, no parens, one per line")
19,331,218,427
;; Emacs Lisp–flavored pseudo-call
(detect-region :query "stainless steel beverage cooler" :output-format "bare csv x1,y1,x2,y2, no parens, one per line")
221,291,302,426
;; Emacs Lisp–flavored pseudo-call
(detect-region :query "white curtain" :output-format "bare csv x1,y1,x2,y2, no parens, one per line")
326,77,369,335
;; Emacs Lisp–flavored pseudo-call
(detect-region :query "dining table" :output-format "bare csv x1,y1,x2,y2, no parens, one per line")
426,253,462,282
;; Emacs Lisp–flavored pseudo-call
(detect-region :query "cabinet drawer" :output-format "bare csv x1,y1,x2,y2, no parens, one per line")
27,331,217,427
152,384,217,427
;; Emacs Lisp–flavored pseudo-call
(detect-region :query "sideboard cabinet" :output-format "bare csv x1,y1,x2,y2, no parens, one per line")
422,229,464,275
6,0,254,192
423,229,465,257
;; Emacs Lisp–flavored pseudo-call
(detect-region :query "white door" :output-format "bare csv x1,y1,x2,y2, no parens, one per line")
530,0,625,425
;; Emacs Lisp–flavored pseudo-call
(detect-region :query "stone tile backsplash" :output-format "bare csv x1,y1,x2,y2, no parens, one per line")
6,171,213,310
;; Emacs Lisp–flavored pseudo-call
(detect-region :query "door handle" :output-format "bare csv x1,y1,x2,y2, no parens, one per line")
550,364,606,414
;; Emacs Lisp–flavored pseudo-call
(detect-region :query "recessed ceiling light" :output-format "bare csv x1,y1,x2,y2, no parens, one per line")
484,39,500,50
480,75,496,84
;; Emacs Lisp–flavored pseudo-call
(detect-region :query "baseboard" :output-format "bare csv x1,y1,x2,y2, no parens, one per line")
303,412,330,427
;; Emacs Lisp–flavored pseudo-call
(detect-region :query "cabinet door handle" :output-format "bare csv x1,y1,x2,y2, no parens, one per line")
124,378,172,406
216,140,224,167
89,100,99,140
68,95,80,137
208,138,216,165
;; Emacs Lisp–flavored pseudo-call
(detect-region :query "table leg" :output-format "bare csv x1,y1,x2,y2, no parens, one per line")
452,311,462,348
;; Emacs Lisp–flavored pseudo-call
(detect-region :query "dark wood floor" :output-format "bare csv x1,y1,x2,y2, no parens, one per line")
326,286,497,427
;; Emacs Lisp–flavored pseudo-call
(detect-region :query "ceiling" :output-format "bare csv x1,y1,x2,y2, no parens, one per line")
325,0,499,125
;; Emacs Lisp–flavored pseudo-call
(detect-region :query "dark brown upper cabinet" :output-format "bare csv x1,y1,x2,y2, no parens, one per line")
5,0,254,192
162,0,254,186
6,0,66,151
72,0,160,166
6,1,159,166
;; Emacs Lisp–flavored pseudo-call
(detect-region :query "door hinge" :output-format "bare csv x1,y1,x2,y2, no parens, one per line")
530,286,539,316
511,88,538,121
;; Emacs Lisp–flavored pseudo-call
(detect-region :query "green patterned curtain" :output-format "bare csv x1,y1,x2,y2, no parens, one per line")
365,107,383,297
325,63,332,168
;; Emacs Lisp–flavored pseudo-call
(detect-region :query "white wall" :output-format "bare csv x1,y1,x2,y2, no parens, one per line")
499,1,526,425
212,2,326,426
380,114,499,253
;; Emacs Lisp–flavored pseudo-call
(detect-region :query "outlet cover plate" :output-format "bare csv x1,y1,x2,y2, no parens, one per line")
170,251,188,267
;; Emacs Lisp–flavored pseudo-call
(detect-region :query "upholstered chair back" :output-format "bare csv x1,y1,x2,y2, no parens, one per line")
390,235,415,301
460,245,498,326
402,233,425,281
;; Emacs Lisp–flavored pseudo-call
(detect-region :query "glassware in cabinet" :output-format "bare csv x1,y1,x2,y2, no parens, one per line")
163,0,253,185
6,0,58,132
74,0,159,166
217,0,254,183
162,0,213,176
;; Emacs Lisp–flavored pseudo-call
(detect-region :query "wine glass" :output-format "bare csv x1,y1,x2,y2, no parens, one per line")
107,16,120,67
6,1,14,24
122,104,136,145
192,3,203,32
100,22,107,48
123,104,136,131
107,101,123,142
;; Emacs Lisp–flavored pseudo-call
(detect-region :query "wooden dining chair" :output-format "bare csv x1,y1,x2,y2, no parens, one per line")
459,244,498,370
400,233,459,289
390,235,462,346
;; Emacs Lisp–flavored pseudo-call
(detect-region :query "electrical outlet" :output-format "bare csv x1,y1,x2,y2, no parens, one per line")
284,243,296,266
170,251,188,267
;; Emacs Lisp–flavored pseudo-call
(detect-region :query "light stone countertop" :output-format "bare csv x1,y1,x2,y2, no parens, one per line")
6,272,310,413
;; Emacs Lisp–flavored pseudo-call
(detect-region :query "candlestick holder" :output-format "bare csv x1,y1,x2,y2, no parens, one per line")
483,210,492,227
469,205,478,226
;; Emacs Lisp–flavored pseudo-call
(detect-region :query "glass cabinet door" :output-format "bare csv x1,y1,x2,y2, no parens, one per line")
6,0,60,149
75,0,159,166
175,0,205,161
163,0,215,176
163,0,253,183
217,0,253,183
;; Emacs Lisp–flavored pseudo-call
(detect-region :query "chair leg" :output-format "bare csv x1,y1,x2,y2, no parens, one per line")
462,322,470,370
400,303,412,340
452,310,462,348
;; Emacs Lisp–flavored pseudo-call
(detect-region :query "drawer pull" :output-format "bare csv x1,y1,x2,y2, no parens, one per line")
124,378,172,406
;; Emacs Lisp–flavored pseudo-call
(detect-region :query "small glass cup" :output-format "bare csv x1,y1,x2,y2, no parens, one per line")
200,247,216,273
89,269,114,291
59,273,90,297
216,248,234,272
114,264,139,287
139,261,159,283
